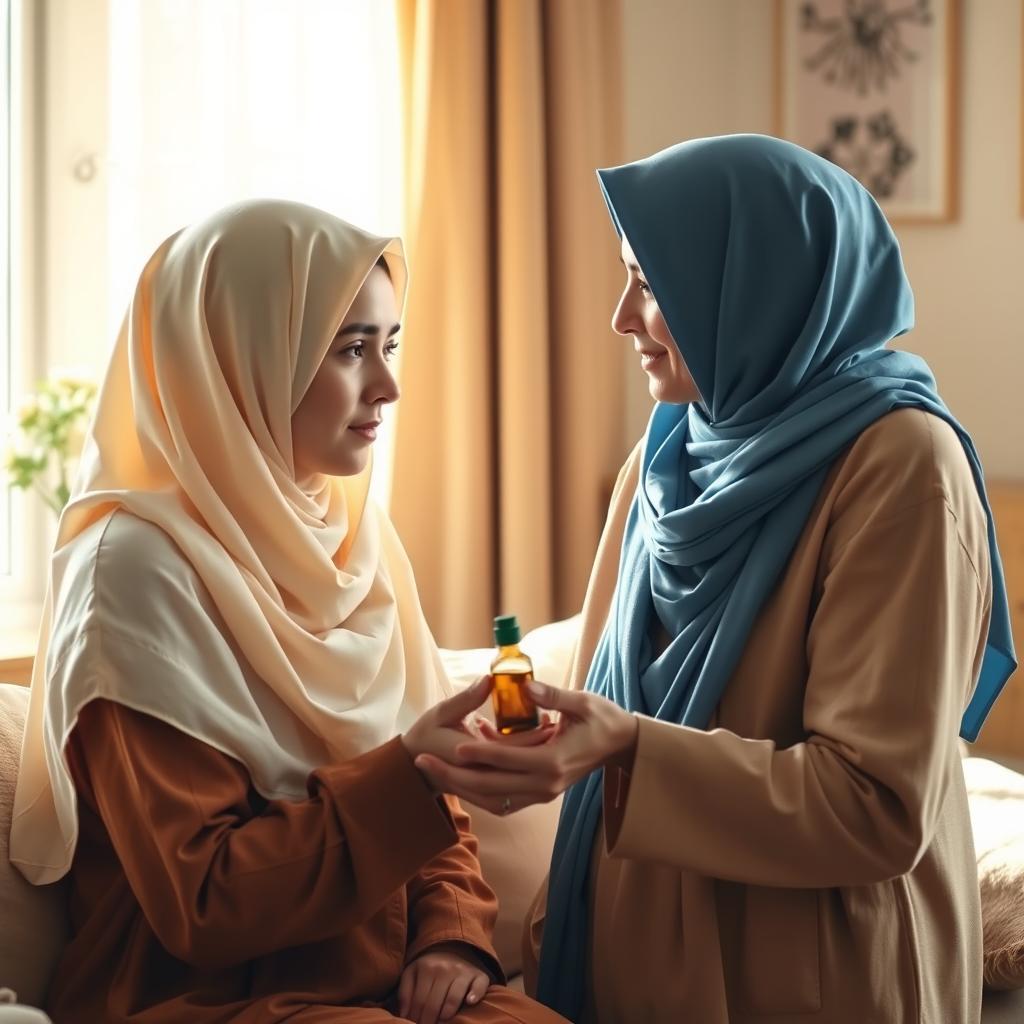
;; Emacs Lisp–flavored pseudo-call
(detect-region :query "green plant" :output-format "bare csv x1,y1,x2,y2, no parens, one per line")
2,374,97,516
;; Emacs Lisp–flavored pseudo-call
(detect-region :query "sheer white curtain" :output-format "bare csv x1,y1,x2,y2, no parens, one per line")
1,0,13,582
1,0,46,632
105,0,405,505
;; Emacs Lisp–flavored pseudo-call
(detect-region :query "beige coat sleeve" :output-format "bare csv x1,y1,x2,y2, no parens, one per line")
603,426,992,888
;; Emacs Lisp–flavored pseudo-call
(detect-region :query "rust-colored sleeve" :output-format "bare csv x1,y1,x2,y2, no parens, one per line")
66,699,460,969
404,795,504,981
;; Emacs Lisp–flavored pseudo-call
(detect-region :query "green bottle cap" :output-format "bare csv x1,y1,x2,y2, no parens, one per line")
493,614,521,646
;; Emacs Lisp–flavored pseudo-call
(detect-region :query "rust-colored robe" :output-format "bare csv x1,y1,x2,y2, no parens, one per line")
50,699,563,1023
525,409,993,1023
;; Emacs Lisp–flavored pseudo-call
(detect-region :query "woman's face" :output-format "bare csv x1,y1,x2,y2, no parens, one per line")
612,237,701,405
292,264,401,479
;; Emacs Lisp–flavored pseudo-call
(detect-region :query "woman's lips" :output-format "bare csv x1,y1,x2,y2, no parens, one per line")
638,350,666,371
348,422,380,441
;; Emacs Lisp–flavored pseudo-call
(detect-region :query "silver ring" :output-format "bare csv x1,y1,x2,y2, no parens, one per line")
500,796,512,816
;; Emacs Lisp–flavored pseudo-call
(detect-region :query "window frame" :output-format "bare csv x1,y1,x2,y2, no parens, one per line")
1,0,49,637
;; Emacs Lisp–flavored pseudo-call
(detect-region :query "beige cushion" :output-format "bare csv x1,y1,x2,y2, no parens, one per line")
0,1008,54,1023
0,987,53,1023
438,615,579,978
460,797,561,981
0,685,69,1007
964,755,1024,991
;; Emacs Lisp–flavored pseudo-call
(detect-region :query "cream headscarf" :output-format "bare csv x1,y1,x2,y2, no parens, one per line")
11,200,452,885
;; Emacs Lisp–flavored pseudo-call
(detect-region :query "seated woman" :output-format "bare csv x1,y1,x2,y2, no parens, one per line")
9,201,566,1024
415,135,1018,1023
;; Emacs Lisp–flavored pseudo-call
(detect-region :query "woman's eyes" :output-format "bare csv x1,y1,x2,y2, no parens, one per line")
637,280,651,295
337,340,400,359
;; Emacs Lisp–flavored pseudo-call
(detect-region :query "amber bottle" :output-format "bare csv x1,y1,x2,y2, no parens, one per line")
490,614,540,734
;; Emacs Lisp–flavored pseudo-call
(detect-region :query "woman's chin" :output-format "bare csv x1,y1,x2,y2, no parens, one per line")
301,448,370,479
333,451,370,477
647,376,695,406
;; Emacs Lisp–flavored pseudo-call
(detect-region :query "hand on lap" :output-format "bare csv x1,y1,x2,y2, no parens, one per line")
397,945,492,1024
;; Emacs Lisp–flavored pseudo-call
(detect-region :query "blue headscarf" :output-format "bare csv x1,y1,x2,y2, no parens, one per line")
536,135,1017,1019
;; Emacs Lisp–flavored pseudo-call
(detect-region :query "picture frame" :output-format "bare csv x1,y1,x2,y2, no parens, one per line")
774,0,961,224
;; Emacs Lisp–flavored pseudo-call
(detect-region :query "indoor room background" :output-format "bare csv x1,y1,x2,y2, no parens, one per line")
1,0,1022,764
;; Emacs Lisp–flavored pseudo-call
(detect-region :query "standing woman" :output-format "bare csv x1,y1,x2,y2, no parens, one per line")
9,201,566,1024
415,135,1017,1023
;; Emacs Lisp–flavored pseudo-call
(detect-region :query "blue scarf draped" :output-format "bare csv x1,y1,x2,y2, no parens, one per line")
536,135,1017,1019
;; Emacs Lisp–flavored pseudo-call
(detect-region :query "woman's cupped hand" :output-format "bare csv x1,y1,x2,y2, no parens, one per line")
409,678,638,815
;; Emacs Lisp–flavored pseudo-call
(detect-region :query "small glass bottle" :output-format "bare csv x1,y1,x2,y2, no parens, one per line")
490,614,540,734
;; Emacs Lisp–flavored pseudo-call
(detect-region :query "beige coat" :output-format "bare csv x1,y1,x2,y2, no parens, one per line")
525,409,992,1024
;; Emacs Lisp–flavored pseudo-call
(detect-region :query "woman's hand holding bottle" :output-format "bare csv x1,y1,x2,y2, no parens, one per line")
401,677,496,790
413,681,638,815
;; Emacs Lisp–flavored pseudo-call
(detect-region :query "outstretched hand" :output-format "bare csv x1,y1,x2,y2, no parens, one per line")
401,676,494,791
413,681,638,815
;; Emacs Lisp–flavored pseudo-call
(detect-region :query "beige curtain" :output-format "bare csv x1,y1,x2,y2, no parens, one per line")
392,0,625,649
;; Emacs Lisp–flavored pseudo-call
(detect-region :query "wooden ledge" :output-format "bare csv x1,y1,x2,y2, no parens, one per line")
0,631,38,687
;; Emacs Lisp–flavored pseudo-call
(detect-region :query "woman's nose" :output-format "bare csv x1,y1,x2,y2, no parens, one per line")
368,362,401,405
611,290,639,337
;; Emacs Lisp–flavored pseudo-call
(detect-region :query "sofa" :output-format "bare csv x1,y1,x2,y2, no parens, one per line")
2,616,1023,1022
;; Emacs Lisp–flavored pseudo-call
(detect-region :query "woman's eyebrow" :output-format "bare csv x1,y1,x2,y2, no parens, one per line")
337,322,402,337
618,255,643,274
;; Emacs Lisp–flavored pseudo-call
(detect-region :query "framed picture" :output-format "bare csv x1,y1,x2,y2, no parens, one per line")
774,0,960,223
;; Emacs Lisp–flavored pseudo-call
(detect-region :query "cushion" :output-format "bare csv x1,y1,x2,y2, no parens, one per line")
0,685,69,1007
0,986,53,1022
438,615,580,977
963,755,1024,990
0,1008,53,1023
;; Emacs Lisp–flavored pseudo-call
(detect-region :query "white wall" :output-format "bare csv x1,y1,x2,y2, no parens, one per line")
621,0,1024,480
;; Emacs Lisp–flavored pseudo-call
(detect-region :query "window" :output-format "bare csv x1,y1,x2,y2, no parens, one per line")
0,0,11,580
1,0,47,636
7,1,405,628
